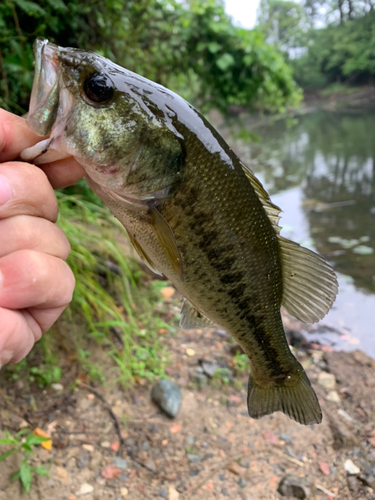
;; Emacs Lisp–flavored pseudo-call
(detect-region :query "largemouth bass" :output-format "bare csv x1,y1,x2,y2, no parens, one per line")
21,39,338,425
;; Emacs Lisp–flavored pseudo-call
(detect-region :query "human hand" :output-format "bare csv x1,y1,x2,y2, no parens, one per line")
0,109,85,368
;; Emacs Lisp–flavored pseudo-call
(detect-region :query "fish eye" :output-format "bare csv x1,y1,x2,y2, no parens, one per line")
83,72,114,104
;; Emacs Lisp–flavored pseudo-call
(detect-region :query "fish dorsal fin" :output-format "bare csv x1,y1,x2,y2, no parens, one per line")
180,299,216,329
240,161,282,234
278,236,338,324
150,208,184,281
127,230,163,276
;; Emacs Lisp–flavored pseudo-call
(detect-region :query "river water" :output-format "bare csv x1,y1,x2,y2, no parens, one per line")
221,108,375,355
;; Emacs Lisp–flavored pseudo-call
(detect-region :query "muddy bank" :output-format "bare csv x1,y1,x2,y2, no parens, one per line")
1,305,375,500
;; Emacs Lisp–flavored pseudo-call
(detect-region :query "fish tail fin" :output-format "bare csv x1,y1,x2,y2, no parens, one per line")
247,370,322,426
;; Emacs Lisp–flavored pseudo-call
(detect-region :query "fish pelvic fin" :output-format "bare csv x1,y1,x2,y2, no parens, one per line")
247,370,322,426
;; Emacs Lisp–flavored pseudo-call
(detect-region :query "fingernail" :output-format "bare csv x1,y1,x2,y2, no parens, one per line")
0,174,11,205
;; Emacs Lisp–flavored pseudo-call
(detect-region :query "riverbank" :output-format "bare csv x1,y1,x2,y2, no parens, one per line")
1,292,375,500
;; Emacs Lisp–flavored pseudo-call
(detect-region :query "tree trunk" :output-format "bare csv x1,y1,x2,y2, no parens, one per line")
348,0,354,19
338,0,344,23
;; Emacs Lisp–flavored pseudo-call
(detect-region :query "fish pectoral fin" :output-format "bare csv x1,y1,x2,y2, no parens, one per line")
180,299,216,330
151,208,184,281
279,236,338,324
127,230,163,276
247,369,322,426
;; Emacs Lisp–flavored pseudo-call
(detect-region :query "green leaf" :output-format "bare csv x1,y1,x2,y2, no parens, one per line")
0,449,18,461
34,465,49,477
20,460,33,493
25,435,49,446
215,53,235,71
0,439,17,445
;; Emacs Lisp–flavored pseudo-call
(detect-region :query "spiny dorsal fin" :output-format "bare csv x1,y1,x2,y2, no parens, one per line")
240,161,282,234
278,236,338,324
127,230,163,276
180,299,216,329
150,208,184,281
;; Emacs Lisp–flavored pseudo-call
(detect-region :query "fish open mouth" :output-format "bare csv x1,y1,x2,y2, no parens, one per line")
21,39,74,165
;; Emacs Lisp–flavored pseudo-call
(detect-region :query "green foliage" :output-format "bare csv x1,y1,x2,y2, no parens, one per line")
0,430,50,493
0,0,300,115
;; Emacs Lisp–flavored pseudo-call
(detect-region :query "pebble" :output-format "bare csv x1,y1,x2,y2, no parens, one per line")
76,483,94,496
344,459,360,475
221,488,229,496
186,454,201,463
238,478,247,488
219,474,226,481
280,433,292,442
168,485,179,500
144,458,156,472
201,360,219,378
112,457,128,470
186,348,195,356
151,380,182,418
100,441,111,448
227,462,245,476
77,452,91,469
51,383,64,391
142,441,150,451
326,390,340,402
317,372,336,390
82,444,94,452
239,459,250,469
277,474,313,499
120,487,129,497
159,487,168,498
54,466,70,484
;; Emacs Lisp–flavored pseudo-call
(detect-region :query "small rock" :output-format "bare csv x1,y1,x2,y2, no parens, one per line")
185,436,196,446
326,390,340,402
100,441,111,448
142,442,150,451
82,444,94,452
77,452,91,469
159,487,168,498
227,462,244,476
318,461,330,476
201,360,219,378
280,433,292,442
76,483,94,496
278,474,313,499
186,454,201,463
144,459,156,472
344,459,360,475
317,372,336,390
120,487,128,497
18,419,29,430
239,478,247,488
55,466,70,484
151,380,182,418
219,474,226,481
168,485,179,500
221,488,229,496
112,457,128,470
338,408,356,423
347,474,358,492
51,383,64,391
186,348,195,356
239,459,250,469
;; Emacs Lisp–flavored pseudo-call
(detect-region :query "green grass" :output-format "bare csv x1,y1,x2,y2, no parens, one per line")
4,189,172,388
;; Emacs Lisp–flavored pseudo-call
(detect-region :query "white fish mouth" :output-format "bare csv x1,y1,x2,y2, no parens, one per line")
21,39,74,164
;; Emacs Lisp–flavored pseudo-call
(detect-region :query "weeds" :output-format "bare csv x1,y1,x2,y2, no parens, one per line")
0,430,50,493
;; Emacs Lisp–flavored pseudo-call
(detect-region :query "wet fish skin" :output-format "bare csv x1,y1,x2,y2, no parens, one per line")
21,39,338,425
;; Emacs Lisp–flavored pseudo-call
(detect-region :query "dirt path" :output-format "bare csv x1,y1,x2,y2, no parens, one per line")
1,309,375,500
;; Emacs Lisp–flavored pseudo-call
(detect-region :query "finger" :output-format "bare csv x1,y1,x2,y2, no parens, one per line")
40,157,85,189
0,307,38,366
0,215,70,260
0,109,43,162
0,162,58,221
0,250,75,310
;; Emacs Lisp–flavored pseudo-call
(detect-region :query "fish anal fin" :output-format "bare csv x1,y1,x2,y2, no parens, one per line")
278,236,338,324
247,369,322,425
151,208,184,281
127,230,163,276
180,299,216,330
240,161,282,235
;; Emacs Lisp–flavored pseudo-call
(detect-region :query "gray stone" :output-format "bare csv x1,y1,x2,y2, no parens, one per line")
112,457,128,470
278,474,314,499
142,441,150,451
186,454,201,463
280,433,292,442
201,361,219,378
239,478,247,488
77,452,91,469
239,459,250,469
151,379,182,418
159,487,168,498
144,459,156,472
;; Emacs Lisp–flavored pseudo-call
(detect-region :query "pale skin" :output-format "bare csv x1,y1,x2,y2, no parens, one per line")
0,109,85,368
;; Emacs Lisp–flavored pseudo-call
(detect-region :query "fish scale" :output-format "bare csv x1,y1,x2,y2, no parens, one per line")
21,38,338,425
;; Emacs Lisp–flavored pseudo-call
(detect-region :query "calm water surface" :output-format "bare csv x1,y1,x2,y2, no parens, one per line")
222,109,375,355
